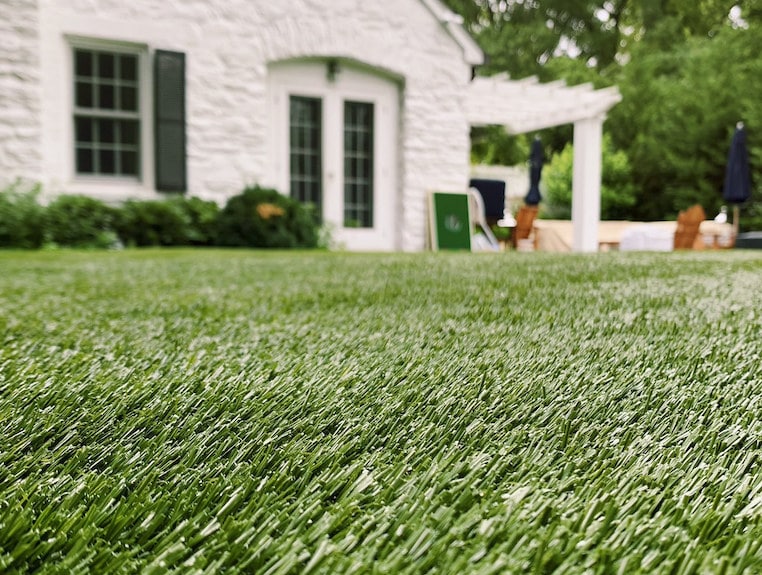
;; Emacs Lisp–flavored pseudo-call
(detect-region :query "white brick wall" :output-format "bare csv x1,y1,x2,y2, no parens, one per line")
0,0,42,185
6,0,477,251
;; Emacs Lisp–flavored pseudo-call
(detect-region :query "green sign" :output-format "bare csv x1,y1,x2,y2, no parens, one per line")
429,192,472,251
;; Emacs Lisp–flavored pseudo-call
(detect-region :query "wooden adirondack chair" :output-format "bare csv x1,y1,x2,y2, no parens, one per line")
673,204,706,250
512,205,539,249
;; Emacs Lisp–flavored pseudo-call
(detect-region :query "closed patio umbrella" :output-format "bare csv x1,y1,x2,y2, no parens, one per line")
723,122,752,236
524,136,544,206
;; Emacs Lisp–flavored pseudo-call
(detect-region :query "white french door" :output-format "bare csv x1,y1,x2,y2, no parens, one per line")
269,61,399,251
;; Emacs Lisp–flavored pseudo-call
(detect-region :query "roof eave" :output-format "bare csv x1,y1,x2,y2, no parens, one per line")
418,0,485,67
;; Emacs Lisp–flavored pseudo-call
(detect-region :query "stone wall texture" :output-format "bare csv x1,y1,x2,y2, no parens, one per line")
6,0,476,250
0,0,42,184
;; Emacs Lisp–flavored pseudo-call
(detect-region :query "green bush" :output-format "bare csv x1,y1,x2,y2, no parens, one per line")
45,194,118,248
114,198,193,247
542,135,637,221
216,186,318,248
0,180,46,249
0,182,314,249
114,196,221,247
168,196,220,246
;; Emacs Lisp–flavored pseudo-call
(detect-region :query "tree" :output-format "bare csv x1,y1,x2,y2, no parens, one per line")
445,1,762,224
542,135,637,220
444,0,740,79
607,19,762,224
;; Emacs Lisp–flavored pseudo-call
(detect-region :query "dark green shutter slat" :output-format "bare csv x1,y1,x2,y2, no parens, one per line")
154,50,186,192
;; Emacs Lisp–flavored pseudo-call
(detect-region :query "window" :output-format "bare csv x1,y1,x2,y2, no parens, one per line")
289,96,322,213
343,101,374,228
73,48,141,177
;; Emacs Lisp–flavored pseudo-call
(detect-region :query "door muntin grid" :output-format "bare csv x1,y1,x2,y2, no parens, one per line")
289,96,323,215
343,101,374,228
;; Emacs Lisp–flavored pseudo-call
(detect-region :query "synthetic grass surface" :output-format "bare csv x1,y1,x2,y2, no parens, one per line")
2,249,762,574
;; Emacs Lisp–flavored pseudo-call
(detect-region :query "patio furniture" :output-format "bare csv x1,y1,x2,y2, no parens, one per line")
673,205,706,250
512,205,539,250
469,178,506,229
468,188,500,251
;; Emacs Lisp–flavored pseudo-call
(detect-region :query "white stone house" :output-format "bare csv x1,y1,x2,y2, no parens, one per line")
1,0,620,252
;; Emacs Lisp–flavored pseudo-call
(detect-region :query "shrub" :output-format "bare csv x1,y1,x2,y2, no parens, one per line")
45,194,118,248
542,135,637,221
0,180,46,249
216,186,318,248
114,196,221,247
168,196,220,246
114,198,194,247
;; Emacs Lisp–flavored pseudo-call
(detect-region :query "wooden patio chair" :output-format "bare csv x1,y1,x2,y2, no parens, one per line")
512,205,539,249
673,204,706,250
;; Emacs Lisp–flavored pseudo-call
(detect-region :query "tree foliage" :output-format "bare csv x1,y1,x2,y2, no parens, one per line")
542,135,636,220
608,20,762,225
444,1,762,226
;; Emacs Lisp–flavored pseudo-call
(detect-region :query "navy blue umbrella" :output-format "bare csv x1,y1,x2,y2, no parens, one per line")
524,137,544,206
723,123,752,234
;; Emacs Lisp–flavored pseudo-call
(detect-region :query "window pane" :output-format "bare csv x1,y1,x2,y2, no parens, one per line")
121,120,139,145
100,119,116,144
75,117,93,143
100,149,116,174
76,81,93,108
120,54,137,81
121,151,139,176
99,84,115,109
120,86,138,111
98,52,115,79
75,50,93,77
76,148,94,173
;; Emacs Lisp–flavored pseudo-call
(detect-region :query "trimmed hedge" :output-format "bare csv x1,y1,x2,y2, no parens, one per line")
0,182,318,249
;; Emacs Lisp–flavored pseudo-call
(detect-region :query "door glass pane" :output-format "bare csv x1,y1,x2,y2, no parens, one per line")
343,101,374,228
289,96,322,215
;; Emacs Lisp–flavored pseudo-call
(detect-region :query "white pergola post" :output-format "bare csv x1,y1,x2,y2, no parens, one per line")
572,116,604,253
465,77,621,252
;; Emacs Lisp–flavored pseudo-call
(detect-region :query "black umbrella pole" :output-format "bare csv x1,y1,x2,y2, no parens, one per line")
734,205,740,238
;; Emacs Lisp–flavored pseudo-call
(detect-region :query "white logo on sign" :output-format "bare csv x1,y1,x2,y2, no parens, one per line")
444,215,462,232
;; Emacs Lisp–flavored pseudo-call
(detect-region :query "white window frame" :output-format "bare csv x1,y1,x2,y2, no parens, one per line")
72,45,141,179
65,36,154,191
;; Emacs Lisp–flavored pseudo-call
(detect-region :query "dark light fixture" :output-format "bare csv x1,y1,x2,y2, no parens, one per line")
326,59,339,82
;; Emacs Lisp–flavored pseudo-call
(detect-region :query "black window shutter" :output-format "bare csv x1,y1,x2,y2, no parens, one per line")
154,50,186,192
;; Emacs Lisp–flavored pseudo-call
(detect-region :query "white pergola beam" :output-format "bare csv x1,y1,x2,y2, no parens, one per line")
465,77,622,252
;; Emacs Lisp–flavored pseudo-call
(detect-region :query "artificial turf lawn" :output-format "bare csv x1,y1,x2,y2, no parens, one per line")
2,249,762,573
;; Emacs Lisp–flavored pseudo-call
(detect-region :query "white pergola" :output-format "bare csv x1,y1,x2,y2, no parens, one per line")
465,74,622,252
